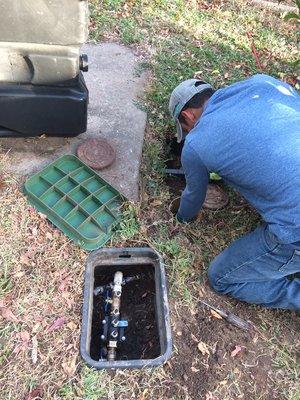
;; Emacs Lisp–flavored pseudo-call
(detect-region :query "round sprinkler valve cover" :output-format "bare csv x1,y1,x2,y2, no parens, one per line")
77,138,116,170
203,184,229,210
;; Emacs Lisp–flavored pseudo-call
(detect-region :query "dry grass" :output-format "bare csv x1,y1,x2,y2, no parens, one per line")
1,143,299,400
1,1,300,399
0,156,176,400
0,169,85,398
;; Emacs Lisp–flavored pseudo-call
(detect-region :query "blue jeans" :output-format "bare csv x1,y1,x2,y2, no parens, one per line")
208,225,300,310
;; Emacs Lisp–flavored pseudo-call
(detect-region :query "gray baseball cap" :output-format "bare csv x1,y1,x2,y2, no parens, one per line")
169,79,213,142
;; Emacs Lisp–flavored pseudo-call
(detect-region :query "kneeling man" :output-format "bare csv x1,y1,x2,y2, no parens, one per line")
169,74,300,310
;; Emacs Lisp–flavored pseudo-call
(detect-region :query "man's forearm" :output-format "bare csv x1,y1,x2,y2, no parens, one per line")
176,144,209,222
177,179,208,222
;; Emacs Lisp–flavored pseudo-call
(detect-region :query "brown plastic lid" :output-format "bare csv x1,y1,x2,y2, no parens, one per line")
77,138,116,170
203,184,229,210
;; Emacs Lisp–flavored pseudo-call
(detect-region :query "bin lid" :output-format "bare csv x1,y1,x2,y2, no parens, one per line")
24,154,126,250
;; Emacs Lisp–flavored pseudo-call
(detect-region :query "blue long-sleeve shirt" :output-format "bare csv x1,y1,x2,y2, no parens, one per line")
177,74,300,244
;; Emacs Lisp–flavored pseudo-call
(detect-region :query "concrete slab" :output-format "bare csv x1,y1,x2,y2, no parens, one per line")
0,43,148,201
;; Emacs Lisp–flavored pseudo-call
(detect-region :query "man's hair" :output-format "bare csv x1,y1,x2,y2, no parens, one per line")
178,88,214,124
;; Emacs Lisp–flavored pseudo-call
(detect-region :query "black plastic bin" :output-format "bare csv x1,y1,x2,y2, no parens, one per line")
80,247,172,369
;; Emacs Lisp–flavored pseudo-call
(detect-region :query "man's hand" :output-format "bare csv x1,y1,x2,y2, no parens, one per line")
171,184,229,223
170,197,201,223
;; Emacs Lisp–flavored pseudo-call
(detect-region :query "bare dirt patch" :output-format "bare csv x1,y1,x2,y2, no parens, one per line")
169,288,300,400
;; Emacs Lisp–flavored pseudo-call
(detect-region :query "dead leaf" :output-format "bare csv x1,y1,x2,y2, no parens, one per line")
219,380,228,385
32,322,41,333
62,355,77,377
151,199,162,206
65,343,74,351
67,321,77,331
31,336,38,365
45,232,53,240
0,307,19,322
13,330,31,354
47,317,66,333
191,366,200,373
61,292,75,308
27,206,36,214
211,341,218,355
26,246,37,258
191,333,198,343
14,271,26,278
253,335,259,344
197,341,210,356
194,70,203,79
24,386,43,400
58,277,70,292
20,331,30,343
231,345,243,358
205,392,218,400
141,388,149,400
31,227,38,236
190,307,197,316
0,174,6,191
20,254,31,266
38,212,47,219
210,309,223,319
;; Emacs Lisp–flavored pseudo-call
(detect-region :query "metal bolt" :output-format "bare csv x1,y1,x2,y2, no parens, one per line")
79,54,89,72
102,319,106,324
100,335,105,340
121,336,126,341
111,330,118,338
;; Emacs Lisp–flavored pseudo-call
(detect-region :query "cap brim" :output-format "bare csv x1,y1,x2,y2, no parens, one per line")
175,119,184,143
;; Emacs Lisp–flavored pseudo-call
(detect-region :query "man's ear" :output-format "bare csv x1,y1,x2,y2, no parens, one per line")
181,108,194,123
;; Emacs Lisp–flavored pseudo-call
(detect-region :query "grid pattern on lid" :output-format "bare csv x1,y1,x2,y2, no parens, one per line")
24,155,125,251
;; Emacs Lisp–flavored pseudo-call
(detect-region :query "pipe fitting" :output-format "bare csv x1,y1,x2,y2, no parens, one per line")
80,54,88,72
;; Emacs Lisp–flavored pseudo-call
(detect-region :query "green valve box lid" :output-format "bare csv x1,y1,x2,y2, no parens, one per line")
24,155,126,251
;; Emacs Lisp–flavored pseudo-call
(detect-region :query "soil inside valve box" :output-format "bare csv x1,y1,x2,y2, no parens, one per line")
90,263,161,361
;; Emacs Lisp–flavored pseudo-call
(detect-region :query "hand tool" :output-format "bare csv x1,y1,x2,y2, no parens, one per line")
199,299,254,331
